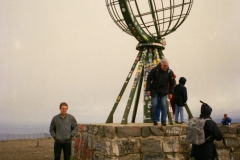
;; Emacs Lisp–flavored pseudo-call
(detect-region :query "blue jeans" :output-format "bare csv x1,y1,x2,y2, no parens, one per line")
151,95,167,123
175,104,184,122
157,100,162,122
54,142,71,160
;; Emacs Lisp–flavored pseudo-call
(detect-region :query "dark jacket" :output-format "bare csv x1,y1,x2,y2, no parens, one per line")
191,104,223,159
221,117,232,125
50,113,78,144
173,77,187,106
146,64,175,98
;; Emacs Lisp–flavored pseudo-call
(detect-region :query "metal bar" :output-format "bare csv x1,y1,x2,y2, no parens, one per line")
184,103,193,119
167,99,174,125
131,65,144,123
121,61,144,124
106,51,142,123
148,0,161,39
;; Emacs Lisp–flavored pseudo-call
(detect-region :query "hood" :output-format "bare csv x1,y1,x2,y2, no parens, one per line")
200,101,212,118
179,77,186,85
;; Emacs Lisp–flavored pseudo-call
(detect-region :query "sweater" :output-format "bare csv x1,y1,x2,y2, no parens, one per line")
50,113,78,144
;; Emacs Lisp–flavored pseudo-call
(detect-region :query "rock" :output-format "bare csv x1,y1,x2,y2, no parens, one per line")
118,154,141,160
163,137,179,152
219,125,229,134
164,126,181,136
117,126,141,138
149,126,164,136
224,137,239,147
181,126,186,135
179,136,190,153
142,152,165,160
217,149,230,160
229,127,237,134
104,126,116,139
140,139,162,153
141,127,151,138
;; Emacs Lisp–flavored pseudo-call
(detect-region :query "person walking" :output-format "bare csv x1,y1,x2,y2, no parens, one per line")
191,101,223,160
146,57,175,126
50,102,78,160
221,114,232,125
174,77,187,124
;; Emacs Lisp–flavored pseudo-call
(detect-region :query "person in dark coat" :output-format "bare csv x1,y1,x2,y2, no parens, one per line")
191,102,223,160
173,77,187,123
146,58,175,126
221,114,232,125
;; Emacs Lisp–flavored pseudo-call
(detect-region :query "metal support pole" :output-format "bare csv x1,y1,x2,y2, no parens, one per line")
184,103,193,119
121,61,144,124
167,100,174,125
106,51,142,123
131,66,144,123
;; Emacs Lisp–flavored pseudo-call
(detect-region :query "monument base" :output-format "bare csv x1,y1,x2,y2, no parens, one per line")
71,123,240,160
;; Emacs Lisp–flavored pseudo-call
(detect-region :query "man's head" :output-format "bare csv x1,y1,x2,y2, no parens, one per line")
224,114,228,118
179,77,187,85
200,101,212,118
59,102,68,115
160,57,169,71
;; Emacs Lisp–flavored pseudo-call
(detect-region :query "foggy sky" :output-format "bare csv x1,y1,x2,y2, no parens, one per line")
1,1,240,128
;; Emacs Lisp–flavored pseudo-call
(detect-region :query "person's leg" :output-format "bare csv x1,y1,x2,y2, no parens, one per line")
179,107,184,122
151,95,159,123
157,98,161,122
54,142,63,160
170,100,175,115
63,142,72,160
160,95,168,124
174,104,179,122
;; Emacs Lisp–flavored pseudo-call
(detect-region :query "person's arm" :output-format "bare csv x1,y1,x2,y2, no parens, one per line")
168,70,175,94
182,87,187,104
227,117,232,123
146,68,155,92
49,118,56,138
71,116,78,137
212,123,223,141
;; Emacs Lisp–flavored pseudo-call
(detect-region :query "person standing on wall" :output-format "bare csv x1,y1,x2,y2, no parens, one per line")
173,77,187,124
146,57,175,126
50,102,78,160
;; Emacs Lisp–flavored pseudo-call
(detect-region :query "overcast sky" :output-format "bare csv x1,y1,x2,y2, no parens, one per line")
1,1,240,130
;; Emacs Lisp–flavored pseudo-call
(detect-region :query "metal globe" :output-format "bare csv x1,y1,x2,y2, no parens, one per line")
106,0,193,43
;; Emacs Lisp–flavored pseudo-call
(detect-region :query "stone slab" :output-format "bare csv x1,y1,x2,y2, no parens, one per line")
164,126,181,136
163,137,179,152
141,127,151,138
117,126,141,138
142,152,165,160
140,139,162,153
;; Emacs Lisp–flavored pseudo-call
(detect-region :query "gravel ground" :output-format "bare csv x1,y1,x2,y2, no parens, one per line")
0,138,60,160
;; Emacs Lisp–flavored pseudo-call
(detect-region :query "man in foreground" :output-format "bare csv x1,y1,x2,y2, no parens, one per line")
191,102,223,160
146,58,175,126
50,102,78,160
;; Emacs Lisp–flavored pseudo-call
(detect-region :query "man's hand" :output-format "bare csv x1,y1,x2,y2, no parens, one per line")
168,94,172,99
146,91,151,96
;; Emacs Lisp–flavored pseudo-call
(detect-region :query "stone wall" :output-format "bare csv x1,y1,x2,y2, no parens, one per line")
71,123,240,160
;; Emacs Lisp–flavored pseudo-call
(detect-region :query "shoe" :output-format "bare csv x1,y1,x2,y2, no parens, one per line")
162,123,167,126
175,121,178,124
153,121,158,126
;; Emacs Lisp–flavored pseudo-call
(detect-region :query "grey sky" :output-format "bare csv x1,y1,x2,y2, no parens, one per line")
1,1,240,128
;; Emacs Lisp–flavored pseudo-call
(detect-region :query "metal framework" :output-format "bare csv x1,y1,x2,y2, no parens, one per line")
105,0,194,124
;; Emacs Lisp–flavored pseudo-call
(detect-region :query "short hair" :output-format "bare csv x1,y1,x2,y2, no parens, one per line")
161,57,169,64
59,102,68,109
224,114,228,117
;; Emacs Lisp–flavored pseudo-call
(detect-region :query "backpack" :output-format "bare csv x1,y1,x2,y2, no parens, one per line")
185,117,211,145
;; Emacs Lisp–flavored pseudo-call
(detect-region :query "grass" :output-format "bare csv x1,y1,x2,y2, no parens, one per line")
70,156,78,160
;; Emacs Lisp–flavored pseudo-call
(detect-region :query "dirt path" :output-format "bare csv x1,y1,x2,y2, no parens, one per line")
0,138,57,160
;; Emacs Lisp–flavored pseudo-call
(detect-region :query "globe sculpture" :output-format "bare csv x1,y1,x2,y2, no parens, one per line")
105,0,194,124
